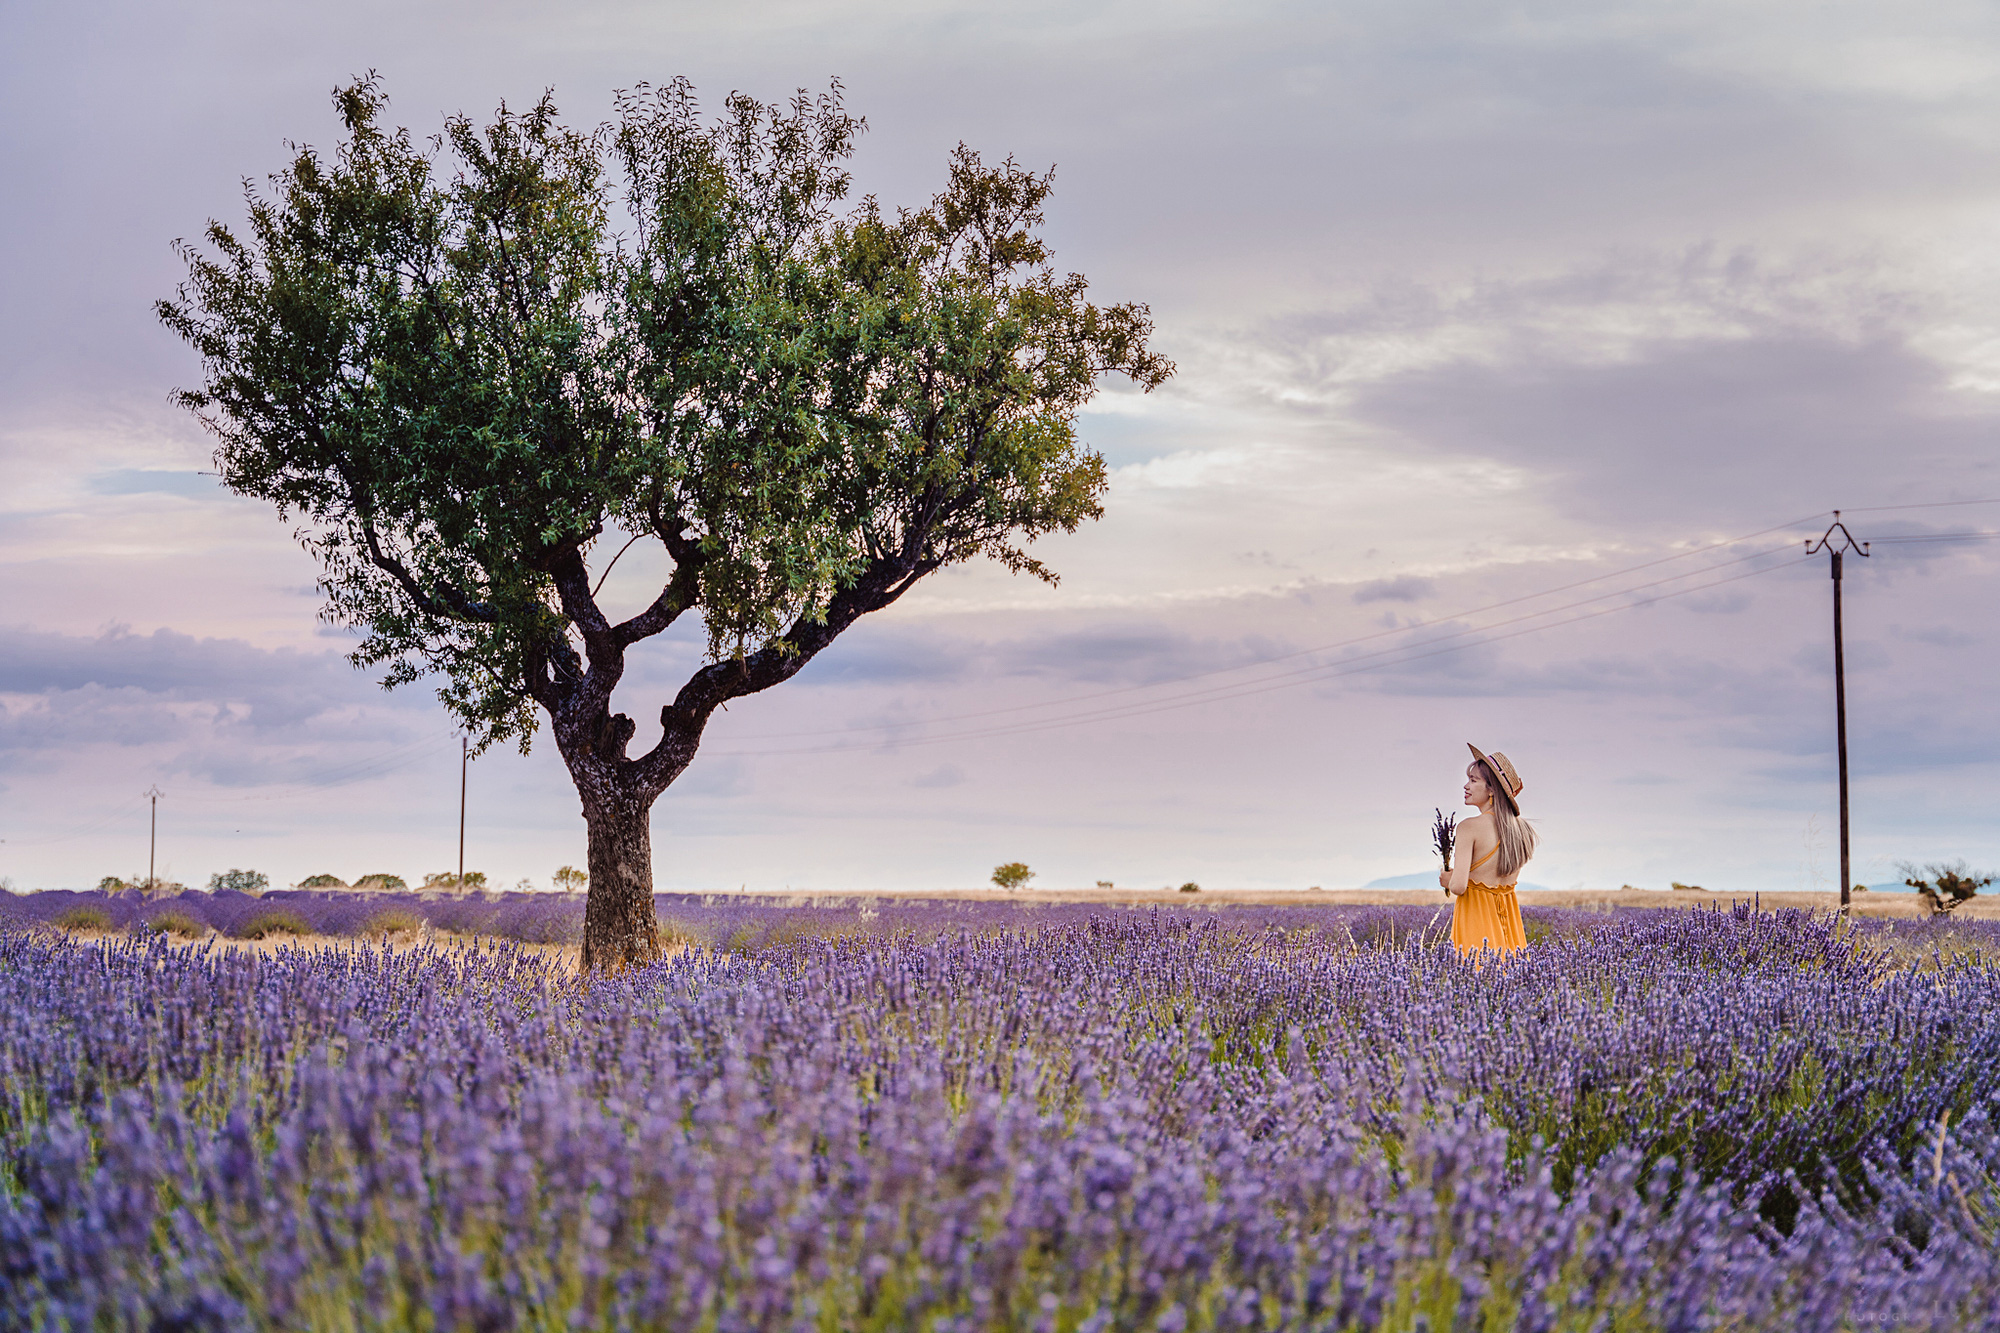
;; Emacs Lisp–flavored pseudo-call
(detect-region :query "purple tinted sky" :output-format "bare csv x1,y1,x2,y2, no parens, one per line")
3,0,1998,893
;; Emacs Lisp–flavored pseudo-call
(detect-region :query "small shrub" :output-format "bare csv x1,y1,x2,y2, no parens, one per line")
553,865,587,892
97,876,129,893
1902,860,1992,915
1095,880,1114,890
55,904,113,931
1671,882,1704,892
365,909,423,937
992,862,1034,891
231,910,309,940
138,909,207,939
207,869,269,893
296,873,346,888
353,874,407,891
1179,882,1201,894
423,871,486,891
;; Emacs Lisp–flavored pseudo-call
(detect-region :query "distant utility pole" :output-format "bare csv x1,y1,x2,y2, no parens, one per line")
1806,512,1869,914
143,786,164,888
458,735,469,888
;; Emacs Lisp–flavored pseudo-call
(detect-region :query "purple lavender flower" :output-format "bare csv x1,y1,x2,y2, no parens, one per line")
0,898,1997,1326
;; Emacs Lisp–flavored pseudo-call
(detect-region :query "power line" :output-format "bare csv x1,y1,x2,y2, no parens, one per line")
1840,497,2000,513
793,506,1983,758
172,730,461,806
727,511,1829,742
0,796,147,848
5,732,460,846
942,544,1807,733
1865,531,2000,544
714,551,1817,757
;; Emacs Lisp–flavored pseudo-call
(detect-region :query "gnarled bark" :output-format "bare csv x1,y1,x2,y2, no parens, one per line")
580,792,661,972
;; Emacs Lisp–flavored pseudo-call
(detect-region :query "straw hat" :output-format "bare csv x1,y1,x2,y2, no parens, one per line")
1466,743,1524,813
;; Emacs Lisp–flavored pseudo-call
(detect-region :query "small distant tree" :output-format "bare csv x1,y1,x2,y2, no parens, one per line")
207,869,269,893
992,862,1034,891
353,873,407,892
159,77,1169,971
1901,860,1993,916
297,873,346,888
97,876,129,893
553,865,588,893
1178,882,1200,894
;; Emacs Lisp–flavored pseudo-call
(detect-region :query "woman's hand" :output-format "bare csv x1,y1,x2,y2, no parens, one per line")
1437,868,1449,889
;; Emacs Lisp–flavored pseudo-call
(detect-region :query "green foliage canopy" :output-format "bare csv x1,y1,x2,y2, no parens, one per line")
158,76,1171,789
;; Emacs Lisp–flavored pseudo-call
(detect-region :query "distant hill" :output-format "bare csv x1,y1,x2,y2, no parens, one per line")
1364,872,1555,893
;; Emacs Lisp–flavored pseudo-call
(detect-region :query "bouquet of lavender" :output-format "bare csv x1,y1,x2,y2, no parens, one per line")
1432,808,1457,895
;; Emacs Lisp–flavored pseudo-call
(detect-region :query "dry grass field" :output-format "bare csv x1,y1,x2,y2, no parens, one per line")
735,884,2000,919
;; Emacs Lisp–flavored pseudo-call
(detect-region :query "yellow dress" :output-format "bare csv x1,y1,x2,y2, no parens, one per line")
1451,844,1527,957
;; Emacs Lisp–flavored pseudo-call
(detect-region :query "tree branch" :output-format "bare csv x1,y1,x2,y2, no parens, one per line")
547,545,613,640
606,500,706,647
356,509,498,624
542,545,631,730
630,553,929,793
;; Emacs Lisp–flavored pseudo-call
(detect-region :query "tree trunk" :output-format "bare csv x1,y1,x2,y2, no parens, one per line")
580,794,662,972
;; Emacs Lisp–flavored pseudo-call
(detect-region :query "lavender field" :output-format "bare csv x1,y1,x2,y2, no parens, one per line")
2,899,1999,1329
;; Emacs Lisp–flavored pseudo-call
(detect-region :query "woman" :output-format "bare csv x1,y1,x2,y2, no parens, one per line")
1438,744,1536,957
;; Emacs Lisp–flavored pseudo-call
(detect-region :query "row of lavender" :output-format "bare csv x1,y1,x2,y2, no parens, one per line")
2,904,1998,1328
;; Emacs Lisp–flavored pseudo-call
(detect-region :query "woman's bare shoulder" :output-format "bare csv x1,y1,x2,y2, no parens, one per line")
1458,811,1496,835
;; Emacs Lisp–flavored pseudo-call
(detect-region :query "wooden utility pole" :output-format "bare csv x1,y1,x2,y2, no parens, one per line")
1805,513,1869,913
143,786,164,889
458,734,469,888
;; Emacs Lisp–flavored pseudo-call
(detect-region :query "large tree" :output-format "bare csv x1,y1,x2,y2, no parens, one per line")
160,77,1171,969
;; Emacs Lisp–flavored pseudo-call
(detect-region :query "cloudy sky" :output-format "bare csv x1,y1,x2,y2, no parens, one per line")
4,0,1998,894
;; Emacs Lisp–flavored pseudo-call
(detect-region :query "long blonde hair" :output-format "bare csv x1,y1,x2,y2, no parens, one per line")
1478,759,1538,878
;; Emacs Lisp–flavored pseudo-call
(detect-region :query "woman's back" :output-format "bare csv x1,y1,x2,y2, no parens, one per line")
1458,814,1521,887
